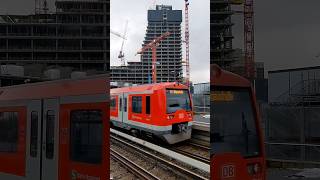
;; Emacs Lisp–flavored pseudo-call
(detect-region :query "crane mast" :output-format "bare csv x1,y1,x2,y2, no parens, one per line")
244,0,255,80
184,0,190,88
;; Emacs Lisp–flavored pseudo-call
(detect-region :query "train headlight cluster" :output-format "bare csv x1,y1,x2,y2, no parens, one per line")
167,114,174,120
247,163,261,175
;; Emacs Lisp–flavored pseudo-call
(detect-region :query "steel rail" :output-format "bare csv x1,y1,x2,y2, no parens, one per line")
111,148,160,180
111,134,209,180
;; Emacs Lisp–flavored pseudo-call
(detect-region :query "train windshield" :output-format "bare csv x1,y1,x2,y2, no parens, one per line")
211,87,260,158
166,89,191,114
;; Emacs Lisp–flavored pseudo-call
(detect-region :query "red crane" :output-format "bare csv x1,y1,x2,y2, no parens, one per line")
244,0,255,80
184,0,190,88
136,32,171,83
232,0,255,80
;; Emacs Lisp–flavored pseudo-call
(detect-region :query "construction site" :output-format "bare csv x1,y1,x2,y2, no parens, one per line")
212,0,320,179
0,0,109,85
110,5,185,85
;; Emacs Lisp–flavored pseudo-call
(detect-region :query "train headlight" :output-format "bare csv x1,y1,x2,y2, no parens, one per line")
167,115,174,120
247,163,261,175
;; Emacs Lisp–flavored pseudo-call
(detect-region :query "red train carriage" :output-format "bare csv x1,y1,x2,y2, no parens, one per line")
110,82,193,144
211,65,266,180
0,76,109,180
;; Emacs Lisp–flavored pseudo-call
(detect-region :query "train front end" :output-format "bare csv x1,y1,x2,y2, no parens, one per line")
211,65,266,180
159,83,193,144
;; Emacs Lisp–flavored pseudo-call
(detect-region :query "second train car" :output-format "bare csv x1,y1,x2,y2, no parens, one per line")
110,82,193,144
0,76,109,180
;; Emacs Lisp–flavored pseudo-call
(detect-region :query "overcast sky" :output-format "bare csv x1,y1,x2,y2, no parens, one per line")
232,0,320,75
3,1,317,80
110,0,210,83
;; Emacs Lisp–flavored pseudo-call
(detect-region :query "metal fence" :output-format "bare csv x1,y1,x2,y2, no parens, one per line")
263,105,320,163
192,94,210,114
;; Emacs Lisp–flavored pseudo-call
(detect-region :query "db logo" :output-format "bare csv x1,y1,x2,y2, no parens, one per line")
221,164,235,178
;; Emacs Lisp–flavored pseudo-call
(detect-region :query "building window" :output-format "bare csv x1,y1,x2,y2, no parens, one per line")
30,111,38,157
70,110,102,164
132,96,142,114
46,110,55,159
146,96,151,114
110,97,116,110
0,112,18,152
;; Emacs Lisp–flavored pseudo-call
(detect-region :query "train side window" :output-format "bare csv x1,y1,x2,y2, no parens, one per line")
119,97,122,111
110,97,116,110
70,110,102,164
0,112,18,152
146,96,151,114
46,110,55,159
30,111,38,157
124,97,127,112
132,96,142,114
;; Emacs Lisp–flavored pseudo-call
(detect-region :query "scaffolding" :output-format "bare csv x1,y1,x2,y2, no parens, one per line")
0,0,109,78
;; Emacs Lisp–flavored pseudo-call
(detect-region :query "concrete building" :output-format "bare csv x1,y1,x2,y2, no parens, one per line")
211,0,234,70
192,82,210,95
192,82,210,114
0,0,109,79
111,5,183,84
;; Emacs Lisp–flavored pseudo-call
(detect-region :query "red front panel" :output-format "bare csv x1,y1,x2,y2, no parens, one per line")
0,107,26,177
59,102,109,180
211,153,265,180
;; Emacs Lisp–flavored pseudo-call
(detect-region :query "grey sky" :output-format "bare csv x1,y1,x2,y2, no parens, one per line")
0,0,56,14
232,0,320,75
110,0,210,83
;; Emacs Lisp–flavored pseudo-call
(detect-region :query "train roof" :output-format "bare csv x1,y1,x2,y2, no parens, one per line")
111,82,188,94
211,64,251,87
0,74,109,101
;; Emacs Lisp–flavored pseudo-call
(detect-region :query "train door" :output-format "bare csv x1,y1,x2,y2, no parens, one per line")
42,98,59,180
118,94,125,124
123,93,128,123
26,100,42,180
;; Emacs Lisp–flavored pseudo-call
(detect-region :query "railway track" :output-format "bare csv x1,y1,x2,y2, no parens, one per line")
111,131,209,180
170,147,210,164
188,141,211,151
110,148,160,180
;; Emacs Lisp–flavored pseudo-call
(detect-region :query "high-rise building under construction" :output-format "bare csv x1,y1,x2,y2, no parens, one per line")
111,5,183,84
211,0,234,70
0,0,109,79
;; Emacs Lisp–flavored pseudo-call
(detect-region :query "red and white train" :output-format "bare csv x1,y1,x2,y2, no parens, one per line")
0,76,109,180
110,82,193,144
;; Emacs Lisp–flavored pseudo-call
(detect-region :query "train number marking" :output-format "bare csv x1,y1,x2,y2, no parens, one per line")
221,164,235,178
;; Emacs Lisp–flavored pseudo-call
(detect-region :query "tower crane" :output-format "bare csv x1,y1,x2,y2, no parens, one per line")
184,0,190,88
232,0,255,80
136,32,171,83
110,21,128,66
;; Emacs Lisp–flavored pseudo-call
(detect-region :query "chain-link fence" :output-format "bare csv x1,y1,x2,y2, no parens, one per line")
263,105,320,163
